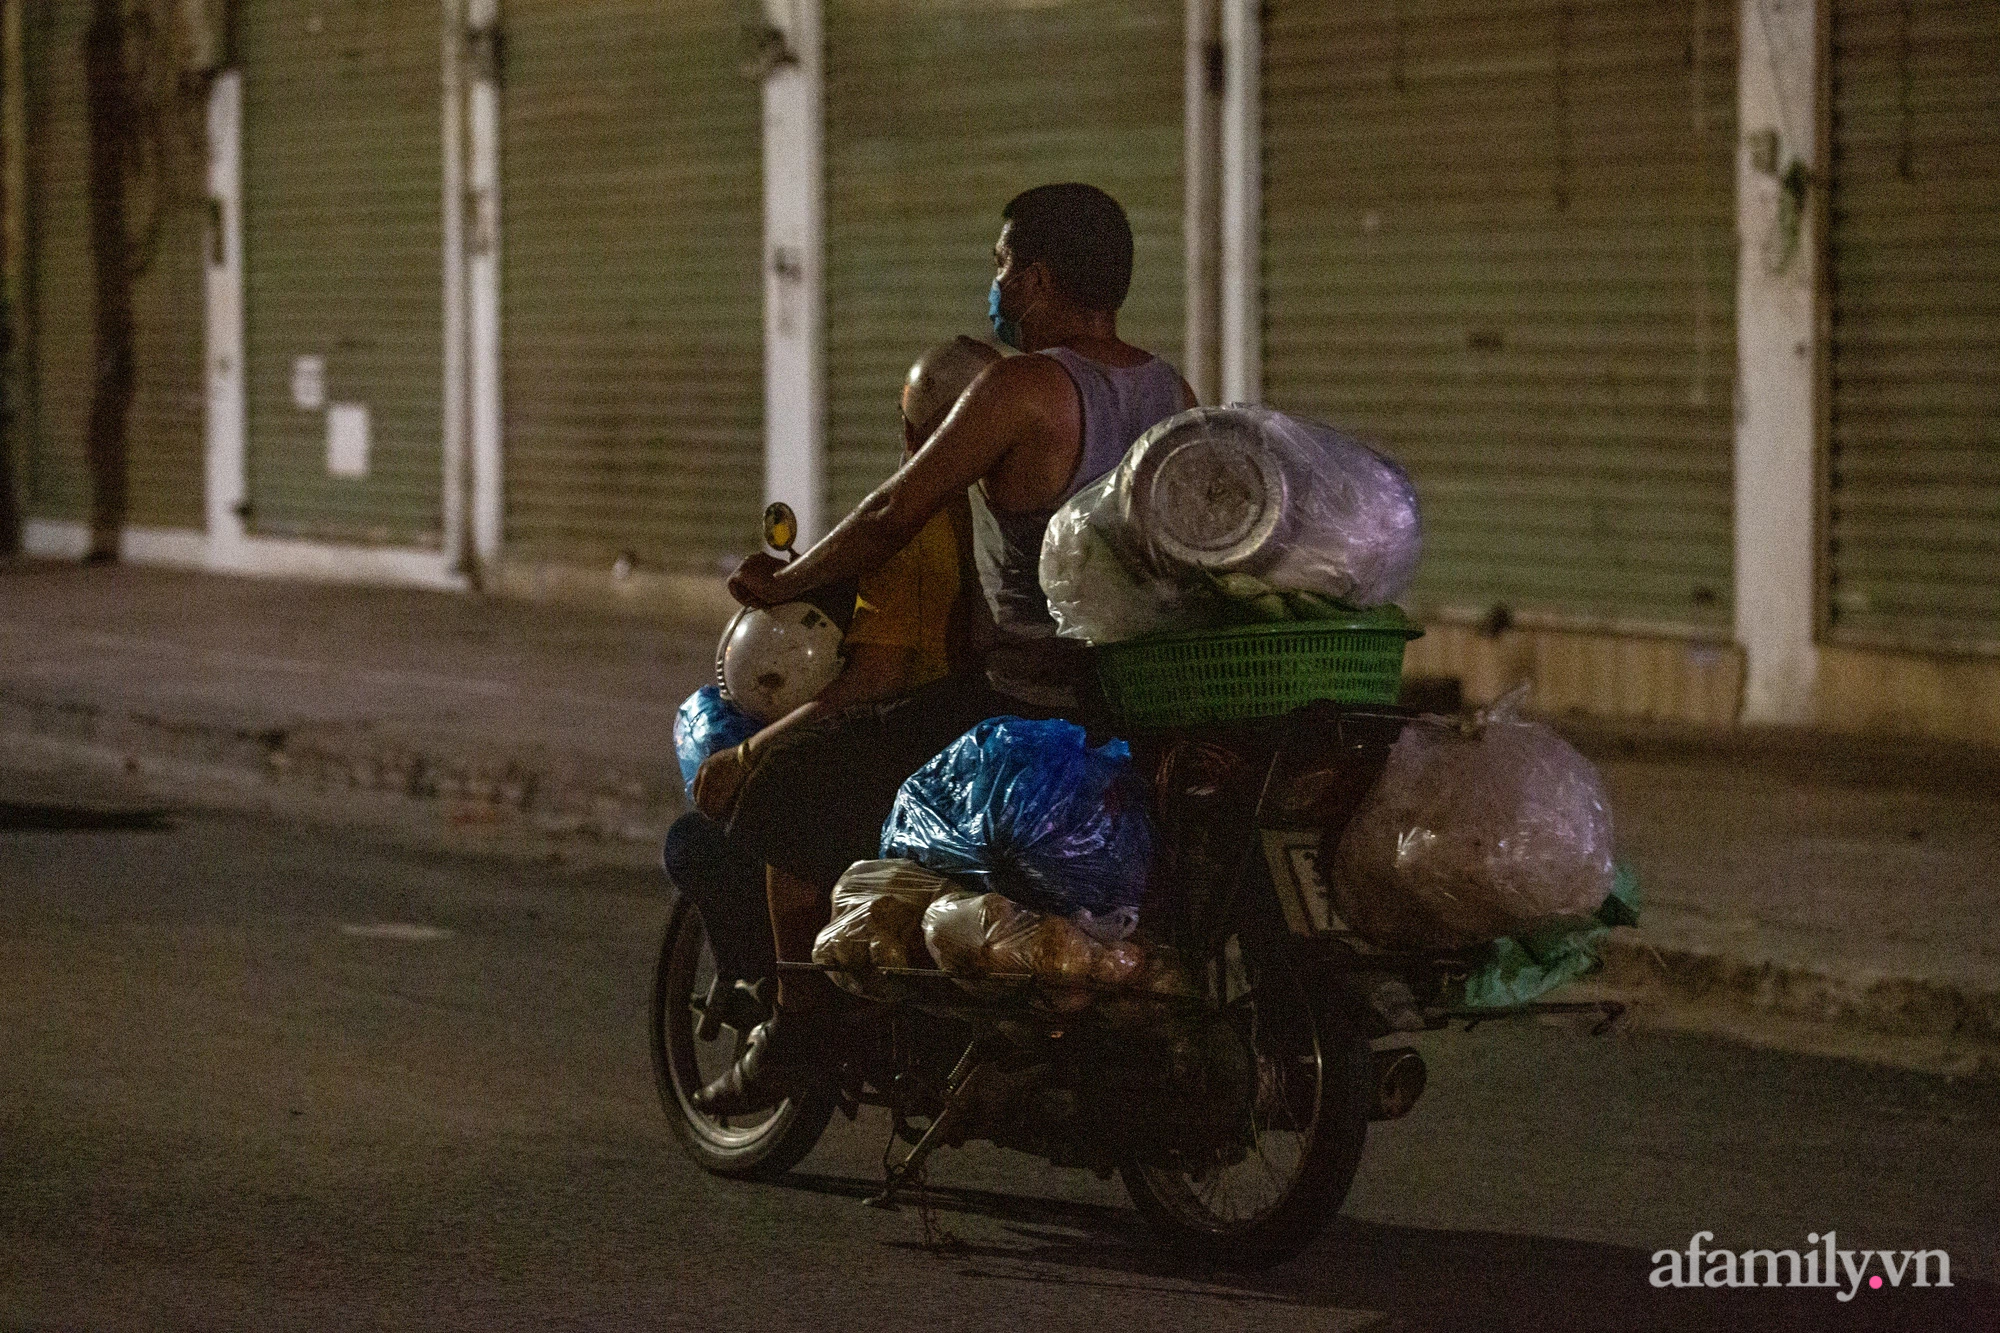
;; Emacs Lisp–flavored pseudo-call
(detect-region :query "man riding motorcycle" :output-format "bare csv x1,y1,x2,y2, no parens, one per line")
663,181,1197,1115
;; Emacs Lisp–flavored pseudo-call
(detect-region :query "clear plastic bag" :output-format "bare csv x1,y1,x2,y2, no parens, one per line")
921,889,1033,977
1092,939,1147,986
1036,520,1200,645
879,717,1153,919
1329,689,1615,952
1040,405,1423,644
672,685,760,800
812,858,954,999
921,889,1150,1011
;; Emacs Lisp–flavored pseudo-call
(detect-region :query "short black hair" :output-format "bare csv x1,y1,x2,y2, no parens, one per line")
1001,183,1134,312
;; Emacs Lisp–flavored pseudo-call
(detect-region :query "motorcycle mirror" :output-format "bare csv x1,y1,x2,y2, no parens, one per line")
763,502,799,561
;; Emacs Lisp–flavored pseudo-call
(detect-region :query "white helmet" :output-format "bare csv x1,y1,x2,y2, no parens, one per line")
716,601,845,724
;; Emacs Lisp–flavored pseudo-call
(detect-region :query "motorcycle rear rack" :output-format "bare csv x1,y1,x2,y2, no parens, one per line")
780,948,1470,986
772,956,1208,1024
775,960,1625,1035
776,959,1207,1012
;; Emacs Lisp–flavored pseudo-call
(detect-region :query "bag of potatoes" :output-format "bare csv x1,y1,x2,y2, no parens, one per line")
922,889,1153,1012
813,859,955,999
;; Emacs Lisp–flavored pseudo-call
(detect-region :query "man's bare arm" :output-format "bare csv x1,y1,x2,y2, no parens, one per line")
735,356,1069,607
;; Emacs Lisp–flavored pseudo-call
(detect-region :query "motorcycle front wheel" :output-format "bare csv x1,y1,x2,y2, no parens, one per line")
1121,933,1373,1270
650,896,835,1180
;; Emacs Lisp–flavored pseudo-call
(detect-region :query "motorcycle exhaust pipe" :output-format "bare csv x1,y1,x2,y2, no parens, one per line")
1370,1048,1427,1121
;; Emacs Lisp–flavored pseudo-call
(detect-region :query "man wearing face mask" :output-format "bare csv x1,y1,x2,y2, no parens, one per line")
682,182,1195,1115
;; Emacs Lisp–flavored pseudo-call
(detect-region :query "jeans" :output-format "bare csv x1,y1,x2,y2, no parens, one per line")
661,810,775,984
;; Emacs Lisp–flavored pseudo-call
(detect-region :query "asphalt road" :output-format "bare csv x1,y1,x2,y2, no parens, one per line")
2,764,1995,1333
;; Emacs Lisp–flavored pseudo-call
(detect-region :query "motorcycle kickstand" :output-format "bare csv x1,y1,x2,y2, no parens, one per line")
866,1037,986,1211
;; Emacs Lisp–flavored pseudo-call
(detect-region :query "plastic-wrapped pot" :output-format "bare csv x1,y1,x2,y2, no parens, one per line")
1040,405,1422,645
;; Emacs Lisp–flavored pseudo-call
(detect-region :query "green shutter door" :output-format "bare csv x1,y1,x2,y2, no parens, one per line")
1827,0,2000,650
501,0,764,572
25,0,205,528
240,0,442,546
823,0,1184,522
1263,0,1738,629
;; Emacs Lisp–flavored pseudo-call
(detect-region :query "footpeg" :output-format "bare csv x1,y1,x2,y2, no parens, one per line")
692,977,768,1042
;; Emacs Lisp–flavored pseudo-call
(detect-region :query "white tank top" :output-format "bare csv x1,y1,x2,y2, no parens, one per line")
970,347,1186,708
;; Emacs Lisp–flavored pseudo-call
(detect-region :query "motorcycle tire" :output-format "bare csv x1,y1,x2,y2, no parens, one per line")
1120,938,1374,1270
650,896,836,1180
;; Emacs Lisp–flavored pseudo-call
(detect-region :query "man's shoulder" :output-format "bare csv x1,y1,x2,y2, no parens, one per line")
944,353,1078,437
980,352,1075,390
1000,352,1089,412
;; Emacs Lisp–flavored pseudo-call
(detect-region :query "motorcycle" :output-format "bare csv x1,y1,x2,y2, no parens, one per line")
649,508,1622,1270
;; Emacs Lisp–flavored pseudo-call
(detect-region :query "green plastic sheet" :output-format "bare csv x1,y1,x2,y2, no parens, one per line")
1457,863,1641,1010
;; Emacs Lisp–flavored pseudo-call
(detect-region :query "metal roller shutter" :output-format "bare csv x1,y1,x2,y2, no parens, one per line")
501,0,764,572
1263,0,1737,630
240,0,442,546
823,0,1184,523
1827,0,2000,650
25,0,205,528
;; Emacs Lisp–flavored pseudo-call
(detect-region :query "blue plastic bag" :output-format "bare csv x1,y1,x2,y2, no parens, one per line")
880,716,1153,919
673,685,760,801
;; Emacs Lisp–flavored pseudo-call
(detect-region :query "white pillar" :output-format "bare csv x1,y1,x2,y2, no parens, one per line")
203,70,247,551
762,0,825,549
1734,0,1820,722
3,0,25,536
1183,0,1221,405
466,0,503,573
440,0,468,569
1218,0,1260,406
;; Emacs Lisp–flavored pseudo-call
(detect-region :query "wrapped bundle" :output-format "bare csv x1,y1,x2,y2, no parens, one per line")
921,889,1037,977
1040,406,1423,644
1092,940,1147,986
812,859,955,999
1036,520,1199,645
922,890,1154,1011
880,717,1152,920
1329,693,1615,952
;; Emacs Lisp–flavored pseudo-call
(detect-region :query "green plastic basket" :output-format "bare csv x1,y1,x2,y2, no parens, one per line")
1094,609,1423,730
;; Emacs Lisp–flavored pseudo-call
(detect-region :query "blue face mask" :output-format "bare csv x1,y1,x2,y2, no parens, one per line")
987,278,1022,350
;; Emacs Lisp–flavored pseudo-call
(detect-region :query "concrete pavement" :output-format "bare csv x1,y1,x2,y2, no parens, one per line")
0,559,707,842
2,558,1994,1077
3,783,1995,1330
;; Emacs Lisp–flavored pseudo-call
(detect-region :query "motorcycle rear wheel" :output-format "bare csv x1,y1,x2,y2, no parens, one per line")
650,897,835,1180
1121,935,1373,1270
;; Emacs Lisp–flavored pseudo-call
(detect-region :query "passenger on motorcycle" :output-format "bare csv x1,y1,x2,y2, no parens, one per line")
672,335,1000,999
665,182,1196,1115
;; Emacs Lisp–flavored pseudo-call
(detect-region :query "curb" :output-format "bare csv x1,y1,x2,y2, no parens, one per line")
0,687,682,845
1594,935,2000,1079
